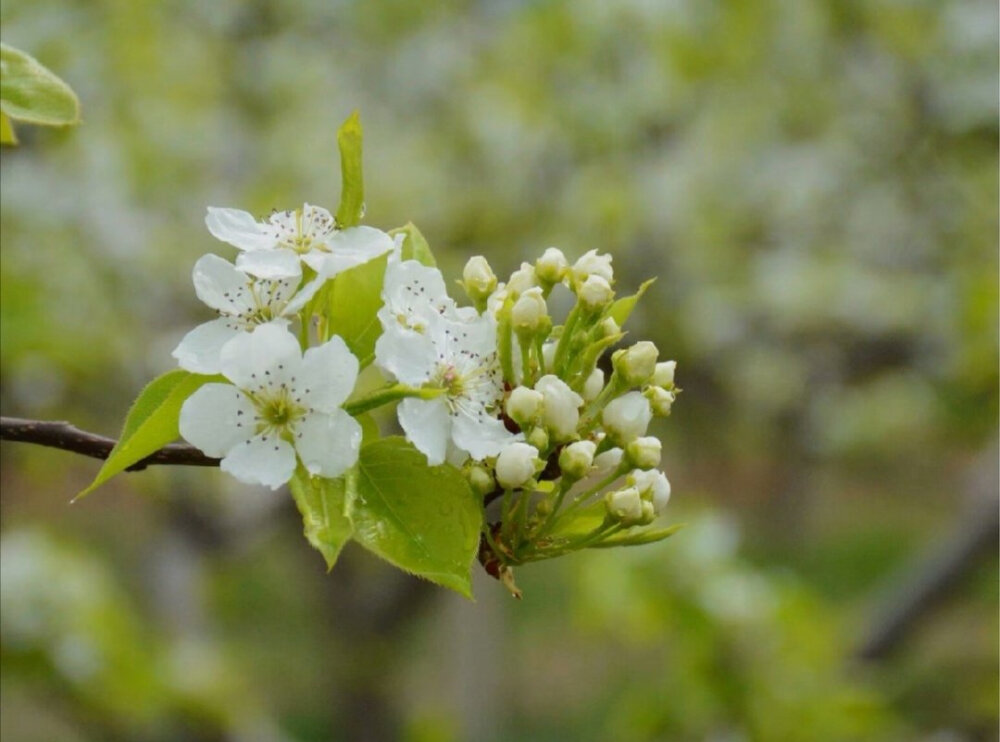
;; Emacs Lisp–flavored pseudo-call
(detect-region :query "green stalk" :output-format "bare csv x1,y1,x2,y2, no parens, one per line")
497,301,515,385
551,303,581,375
343,384,444,417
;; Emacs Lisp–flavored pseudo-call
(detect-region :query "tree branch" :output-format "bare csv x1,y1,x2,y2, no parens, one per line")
0,416,219,470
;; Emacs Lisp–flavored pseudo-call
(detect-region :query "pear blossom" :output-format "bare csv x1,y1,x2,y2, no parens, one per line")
377,259,472,336
534,375,584,442
205,203,393,280
375,310,515,466
571,249,614,285
559,440,597,480
179,324,361,489
602,391,653,443
630,469,671,513
495,442,539,489
172,254,318,374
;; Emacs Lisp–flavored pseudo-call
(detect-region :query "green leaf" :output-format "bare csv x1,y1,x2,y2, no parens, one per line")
289,468,355,570
607,278,656,328
590,523,685,548
0,43,80,127
356,412,380,446
325,252,389,366
76,370,221,499
335,110,364,228
352,437,482,597
0,112,17,144
549,501,608,538
389,222,437,267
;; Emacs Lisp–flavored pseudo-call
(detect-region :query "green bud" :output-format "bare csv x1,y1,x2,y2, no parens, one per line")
462,256,497,304
527,426,550,451
625,436,662,469
613,341,659,386
559,440,597,480
645,385,675,417
465,464,496,497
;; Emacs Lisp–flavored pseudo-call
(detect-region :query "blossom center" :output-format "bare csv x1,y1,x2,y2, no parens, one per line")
254,387,307,435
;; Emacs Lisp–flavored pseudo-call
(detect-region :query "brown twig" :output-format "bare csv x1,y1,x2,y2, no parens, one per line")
0,416,219,470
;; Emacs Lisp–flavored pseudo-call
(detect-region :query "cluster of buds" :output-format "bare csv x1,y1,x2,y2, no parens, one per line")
458,248,680,588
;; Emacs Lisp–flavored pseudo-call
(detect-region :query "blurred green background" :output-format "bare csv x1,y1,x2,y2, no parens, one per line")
1,1,997,740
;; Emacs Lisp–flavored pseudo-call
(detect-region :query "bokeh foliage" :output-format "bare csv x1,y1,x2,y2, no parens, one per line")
1,0,996,740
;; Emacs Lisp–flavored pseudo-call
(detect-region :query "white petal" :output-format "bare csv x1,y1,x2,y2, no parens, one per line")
284,274,325,314
398,397,451,466
451,411,515,460
219,323,302,390
298,335,359,413
300,203,336,240
326,225,394,263
191,254,252,315
373,326,437,386
205,207,274,252
179,383,255,457
172,317,243,374
235,248,302,280
293,409,361,478
221,434,297,490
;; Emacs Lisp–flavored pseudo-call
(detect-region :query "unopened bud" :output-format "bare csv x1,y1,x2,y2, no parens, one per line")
602,391,653,443
536,247,568,284
582,367,605,402
626,436,662,469
571,249,614,285
506,386,544,426
597,316,621,339
652,360,676,389
645,386,675,417
613,341,659,386
630,469,671,513
559,440,597,480
506,262,537,296
535,375,584,442
640,500,656,525
463,256,497,303
593,447,624,475
511,287,548,333
465,464,496,497
542,342,557,369
606,486,643,524
495,442,539,490
527,426,549,451
577,275,614,311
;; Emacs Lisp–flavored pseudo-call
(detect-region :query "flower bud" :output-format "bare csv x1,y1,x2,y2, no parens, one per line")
645,386,675,417
506,262,537,296
542,342,557,369
527,426,549,451
577,275,614,311
640,500,656,525
626,436,662,469
597,316,621,339
582,367,605,402
536,247,568,284
652,360,676,389
592,447,624,475
465,464,496,497
602,391,653,443
630,469,671,513
613,341,659,386
495,442,539,489
463,256,497,303
535,375,584,442
506,386,544,426
606,486,642,524
571,249,614,285
511,287,548,333
559,440,597,480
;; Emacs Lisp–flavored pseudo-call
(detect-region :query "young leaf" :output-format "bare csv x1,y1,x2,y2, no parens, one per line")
607,278,656,328
335,111,364,228
0,112,17,144
325,252,389,366
589,523,685,548
289,468,355,570
389,222,437,267
76,370,221,499
0,43,80,129
352,437,482,598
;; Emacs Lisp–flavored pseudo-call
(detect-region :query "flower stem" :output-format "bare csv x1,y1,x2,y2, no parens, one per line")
552,303,580,376
498,301,515,385
343,383,444,417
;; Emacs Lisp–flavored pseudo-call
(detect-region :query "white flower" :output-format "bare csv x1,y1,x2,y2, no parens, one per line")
602,391,653,443
179,324,361,489
653,360,677,388
375,311,515,465
534,375,584,442
172,254,318,374
536,247,568,284
630,469,671,513
205,204,393,280
577,275,614,310
377,259,471,335
571,249,614,285
495,442,539,489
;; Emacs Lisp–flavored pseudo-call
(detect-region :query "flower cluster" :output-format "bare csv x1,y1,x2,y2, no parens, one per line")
172,201,678,591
